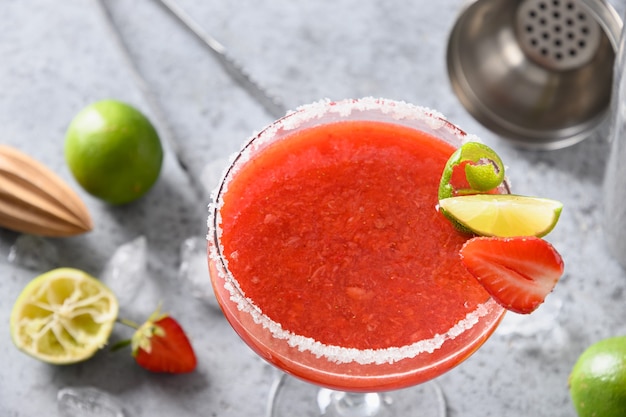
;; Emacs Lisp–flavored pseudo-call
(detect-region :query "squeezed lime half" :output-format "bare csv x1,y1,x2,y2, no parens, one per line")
10,268,119,364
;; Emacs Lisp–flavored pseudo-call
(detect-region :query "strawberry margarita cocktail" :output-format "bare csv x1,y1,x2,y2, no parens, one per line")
208,98,505,387
207,98,563,415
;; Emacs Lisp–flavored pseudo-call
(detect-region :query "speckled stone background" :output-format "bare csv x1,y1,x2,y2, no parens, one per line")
2,0,626,416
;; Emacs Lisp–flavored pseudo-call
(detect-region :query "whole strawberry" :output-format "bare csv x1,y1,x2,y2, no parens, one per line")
131,311,197,374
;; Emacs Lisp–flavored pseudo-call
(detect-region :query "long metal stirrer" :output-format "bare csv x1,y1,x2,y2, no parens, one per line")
155,0,287,120
94,0,206,203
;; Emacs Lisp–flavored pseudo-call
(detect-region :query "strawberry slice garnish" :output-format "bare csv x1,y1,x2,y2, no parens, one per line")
131,312,197,373
460,236,564,314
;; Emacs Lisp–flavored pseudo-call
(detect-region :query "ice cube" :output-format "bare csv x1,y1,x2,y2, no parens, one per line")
7,234,59,270
57,386,128,417
179,236,221,312
100,236,151,315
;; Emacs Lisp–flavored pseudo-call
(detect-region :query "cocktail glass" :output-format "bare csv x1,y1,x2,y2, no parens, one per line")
207,98,507,416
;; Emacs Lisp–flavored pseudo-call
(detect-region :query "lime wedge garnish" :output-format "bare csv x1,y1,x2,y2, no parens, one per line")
10,268,119,364
438,194,563,237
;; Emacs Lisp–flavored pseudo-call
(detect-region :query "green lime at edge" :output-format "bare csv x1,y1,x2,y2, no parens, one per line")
569,336,626,417
64,99,163,205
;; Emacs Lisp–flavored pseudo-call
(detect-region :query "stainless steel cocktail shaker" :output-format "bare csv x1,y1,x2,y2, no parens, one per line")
603,3,626,268
446,0,622,149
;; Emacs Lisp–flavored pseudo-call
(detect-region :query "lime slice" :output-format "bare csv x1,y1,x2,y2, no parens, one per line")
10,268,119,364
438,194,563,237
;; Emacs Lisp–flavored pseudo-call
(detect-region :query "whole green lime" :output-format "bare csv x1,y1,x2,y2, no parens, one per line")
569,336,626,417
64,99,163,205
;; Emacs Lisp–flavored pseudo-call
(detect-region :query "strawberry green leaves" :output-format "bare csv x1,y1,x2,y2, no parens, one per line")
132,313,197,374
115,307,197,374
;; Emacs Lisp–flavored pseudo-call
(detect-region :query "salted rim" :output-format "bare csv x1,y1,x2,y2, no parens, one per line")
207,97,500,366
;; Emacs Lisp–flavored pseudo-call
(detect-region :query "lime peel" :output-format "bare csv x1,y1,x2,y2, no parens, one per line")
10,268,119,364
438,194,563,237
438,142,505,200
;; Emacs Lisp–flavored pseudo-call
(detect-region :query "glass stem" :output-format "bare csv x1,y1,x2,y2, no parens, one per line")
318,389,383,417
